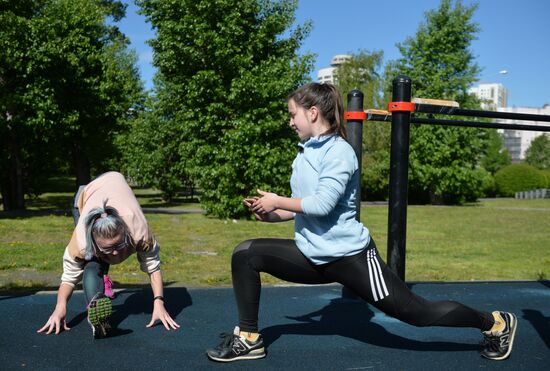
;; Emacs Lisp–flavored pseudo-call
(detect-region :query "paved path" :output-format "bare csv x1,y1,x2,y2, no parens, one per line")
1,281,548,370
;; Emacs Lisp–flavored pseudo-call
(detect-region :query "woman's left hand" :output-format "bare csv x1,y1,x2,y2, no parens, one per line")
146,300,180,331
252,189,279,214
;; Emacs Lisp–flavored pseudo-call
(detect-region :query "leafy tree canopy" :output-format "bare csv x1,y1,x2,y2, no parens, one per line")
0,0,143,210
388,0,490,204
132,0,313,217
525,134,550,170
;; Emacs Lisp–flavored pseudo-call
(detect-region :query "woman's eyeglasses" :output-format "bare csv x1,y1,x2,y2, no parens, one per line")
94,234,130,254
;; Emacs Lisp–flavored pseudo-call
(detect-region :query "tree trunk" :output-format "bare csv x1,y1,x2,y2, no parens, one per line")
1,131,25,211
72,138,91,187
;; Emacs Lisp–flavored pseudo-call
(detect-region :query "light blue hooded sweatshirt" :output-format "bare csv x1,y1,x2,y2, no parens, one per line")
291,134,370,264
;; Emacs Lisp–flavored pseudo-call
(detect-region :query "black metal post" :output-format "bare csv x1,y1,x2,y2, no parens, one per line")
346,89,364,222
342,90,365,300
387,76,412,281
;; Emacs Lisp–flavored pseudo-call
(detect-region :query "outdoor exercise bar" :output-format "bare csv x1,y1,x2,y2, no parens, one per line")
345,89,366,221
345,75,550,281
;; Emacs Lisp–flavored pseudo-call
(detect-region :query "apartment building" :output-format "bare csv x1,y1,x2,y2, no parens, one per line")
317,54,352,84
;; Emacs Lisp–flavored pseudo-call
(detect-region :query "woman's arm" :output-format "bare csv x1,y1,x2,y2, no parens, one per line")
37,283,74,335
146,270,180,331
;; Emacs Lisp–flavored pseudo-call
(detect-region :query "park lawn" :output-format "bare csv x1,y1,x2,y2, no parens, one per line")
0,198,548,290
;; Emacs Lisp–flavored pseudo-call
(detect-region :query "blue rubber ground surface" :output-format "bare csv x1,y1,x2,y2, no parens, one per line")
0,281,548,370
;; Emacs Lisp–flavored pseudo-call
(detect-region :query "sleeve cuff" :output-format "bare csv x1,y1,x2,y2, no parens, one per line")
60,281,75,288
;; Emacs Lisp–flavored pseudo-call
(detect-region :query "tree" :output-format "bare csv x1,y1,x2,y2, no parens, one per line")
334,50,391,200
0,0,143,210
387,0,491,204
480,129,511,174
41,0,144,186
134,0,313,217
119,97,192,202
336,50,386,111
525,134,550,170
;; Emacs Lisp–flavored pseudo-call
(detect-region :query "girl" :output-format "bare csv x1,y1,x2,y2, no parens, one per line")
206,83,516,362
38,171,179,338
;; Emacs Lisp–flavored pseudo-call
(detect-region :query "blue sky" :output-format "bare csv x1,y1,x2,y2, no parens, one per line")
118,0,550,108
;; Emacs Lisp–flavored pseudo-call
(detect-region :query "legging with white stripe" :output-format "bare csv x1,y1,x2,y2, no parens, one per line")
231,238,494,333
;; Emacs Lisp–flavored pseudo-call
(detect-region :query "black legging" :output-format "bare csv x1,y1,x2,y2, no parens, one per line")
231,238,494,333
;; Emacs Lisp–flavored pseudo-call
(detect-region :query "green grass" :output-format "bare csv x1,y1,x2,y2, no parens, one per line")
0,194,549,290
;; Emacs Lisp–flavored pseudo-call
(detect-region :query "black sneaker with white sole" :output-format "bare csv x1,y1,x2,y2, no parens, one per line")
206,326,266,362
87,293,112,339
481,311,517,360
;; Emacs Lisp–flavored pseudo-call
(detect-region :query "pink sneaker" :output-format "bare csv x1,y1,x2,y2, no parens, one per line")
103,275,115,299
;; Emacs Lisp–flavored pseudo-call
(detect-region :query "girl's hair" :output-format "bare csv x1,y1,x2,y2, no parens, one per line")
288,82,346,139
83,200,127,260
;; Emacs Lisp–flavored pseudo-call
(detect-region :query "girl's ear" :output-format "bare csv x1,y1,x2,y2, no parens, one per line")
308,106,319,122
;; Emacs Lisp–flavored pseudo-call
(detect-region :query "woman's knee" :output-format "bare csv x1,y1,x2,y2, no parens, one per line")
83,260,102,273
83,259,108,278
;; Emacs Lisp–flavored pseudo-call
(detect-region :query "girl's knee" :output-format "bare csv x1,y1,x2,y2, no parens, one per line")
381,296,434,327
231,240,254,269
232,240,253,255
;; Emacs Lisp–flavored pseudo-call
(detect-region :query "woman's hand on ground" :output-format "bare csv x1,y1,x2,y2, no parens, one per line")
147,301,180,331
37,306,70,335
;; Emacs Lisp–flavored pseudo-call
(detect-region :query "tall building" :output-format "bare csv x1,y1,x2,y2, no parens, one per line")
468,82,550,162
496,105,550,162
468,83,508,109
317,54,352,84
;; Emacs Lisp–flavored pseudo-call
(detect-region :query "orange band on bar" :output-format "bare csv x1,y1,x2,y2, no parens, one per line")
388,102,415,112
344,111,367,120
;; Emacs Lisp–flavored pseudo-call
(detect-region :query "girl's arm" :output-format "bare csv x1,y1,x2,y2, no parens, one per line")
250,189,303,215
256,208,295,222
244,196,295,222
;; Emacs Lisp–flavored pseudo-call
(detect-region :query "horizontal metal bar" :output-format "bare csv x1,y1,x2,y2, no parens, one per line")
366,114,550,132
367,113,392,121
413,103,550,122
410,117,550,132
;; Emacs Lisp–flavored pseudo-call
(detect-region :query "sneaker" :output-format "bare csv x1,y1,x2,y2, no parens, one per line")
103,274,115,299
481,311,517,360
206,326,266,362
87,293,112,339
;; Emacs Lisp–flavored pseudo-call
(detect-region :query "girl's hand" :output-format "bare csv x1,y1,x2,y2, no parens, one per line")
244,197,271,221
243,197,259,209
251,189,279,214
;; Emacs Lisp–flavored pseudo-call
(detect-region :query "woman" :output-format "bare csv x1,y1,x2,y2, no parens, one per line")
206,83,516,362
37,171,179,338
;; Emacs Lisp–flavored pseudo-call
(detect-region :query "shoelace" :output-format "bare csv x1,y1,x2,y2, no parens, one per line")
481,334,500,351
216,332,236,350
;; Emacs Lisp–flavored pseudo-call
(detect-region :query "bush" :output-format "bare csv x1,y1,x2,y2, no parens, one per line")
541,170,550,188
494,164,547,196
361,151,390,201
